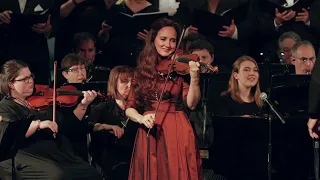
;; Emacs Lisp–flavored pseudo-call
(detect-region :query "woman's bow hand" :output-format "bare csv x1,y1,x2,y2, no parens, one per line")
109,125,124,139
39,120,58,133
138,114,155,129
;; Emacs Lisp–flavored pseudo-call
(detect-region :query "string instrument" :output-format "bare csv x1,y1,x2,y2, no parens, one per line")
27,85,84,111
156,53,218,75
27,84,107,111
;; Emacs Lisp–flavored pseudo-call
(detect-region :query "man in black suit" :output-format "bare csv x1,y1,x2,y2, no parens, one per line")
0,0,61,84
308,54,320,138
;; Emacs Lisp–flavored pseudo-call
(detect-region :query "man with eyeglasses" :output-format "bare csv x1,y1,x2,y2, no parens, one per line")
278,31,301,64
291,40,316,74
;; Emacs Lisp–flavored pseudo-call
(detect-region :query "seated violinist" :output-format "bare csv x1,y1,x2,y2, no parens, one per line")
86,65,138,180
0,60,102,180
59,53,104,161
60,53,88,84
215,56,265,117
187,39,216,73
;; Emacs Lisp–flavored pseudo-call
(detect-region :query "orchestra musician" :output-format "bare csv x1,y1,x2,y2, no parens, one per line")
60,53,89,85
125,18,203,180
58,53,104,162
71,32,111,82
87,65,137,180
291,40,316,75
0,60,102,179
215,55,265,117
187,39,215,73
72,32,97,65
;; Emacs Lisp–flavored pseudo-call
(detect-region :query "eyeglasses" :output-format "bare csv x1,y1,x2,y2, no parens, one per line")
12,74,35,83
293,56,316,63
66,66,86,73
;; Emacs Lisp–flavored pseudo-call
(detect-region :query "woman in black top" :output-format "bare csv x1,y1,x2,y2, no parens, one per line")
87,65,137,180
216,55,264,116
0,60,101,179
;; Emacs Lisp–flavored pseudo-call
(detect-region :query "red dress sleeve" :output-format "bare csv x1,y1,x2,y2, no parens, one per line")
125,79,139,110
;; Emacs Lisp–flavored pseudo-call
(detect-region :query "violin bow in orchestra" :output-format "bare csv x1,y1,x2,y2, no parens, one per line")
52,61,57,138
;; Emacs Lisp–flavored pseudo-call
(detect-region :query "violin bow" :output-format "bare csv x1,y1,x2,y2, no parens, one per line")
146,26,187,137
52,61,57,138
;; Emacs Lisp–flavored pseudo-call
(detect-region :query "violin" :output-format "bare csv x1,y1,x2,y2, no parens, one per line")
27,85,83,111
27,84,107,111
156,53,219,75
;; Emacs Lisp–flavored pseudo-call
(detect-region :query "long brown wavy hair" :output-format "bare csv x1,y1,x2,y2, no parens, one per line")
134,18,181,103
222,56,263,107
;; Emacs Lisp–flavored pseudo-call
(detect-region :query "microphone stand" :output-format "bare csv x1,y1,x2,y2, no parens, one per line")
263,96,286,180
11,141,16,180
314,126,320,180
267,115,272,180
201,75,210,148
314,137,319,180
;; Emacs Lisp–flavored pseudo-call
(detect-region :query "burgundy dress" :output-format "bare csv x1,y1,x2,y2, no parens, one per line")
126,75,203,180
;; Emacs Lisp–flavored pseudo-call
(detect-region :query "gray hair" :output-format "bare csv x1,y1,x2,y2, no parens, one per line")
291,40,315,57
278,31,301,46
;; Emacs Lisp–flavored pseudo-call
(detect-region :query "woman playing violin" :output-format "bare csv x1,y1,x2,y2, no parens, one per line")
61,53,88,84
125,18,203,180
0,60,102,179
87,65,137,180
59,53,102,161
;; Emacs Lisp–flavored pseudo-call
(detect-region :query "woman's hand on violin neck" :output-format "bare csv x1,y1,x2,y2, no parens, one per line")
39,120,58,133
80,90,97,106
189,61,200,80
138,114,155,129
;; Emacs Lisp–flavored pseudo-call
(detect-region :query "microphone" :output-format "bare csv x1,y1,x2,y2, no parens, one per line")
260,92,286,124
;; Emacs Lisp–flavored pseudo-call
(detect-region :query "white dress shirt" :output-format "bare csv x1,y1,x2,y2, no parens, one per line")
18,0,27,13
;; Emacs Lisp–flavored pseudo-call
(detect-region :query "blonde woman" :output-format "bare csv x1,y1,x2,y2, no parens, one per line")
217,55,264,117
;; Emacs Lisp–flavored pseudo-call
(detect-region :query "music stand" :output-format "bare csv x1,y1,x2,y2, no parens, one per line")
199,73,216,147
210,115,268,180
206,73,230,113
269,74,311,117
268,74,311,180
258,63,296,93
